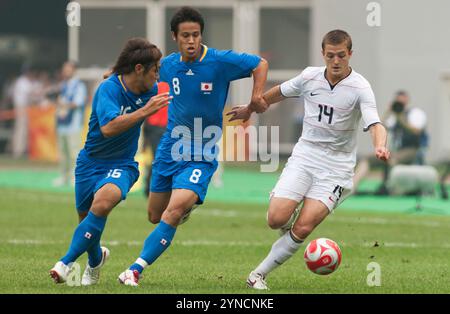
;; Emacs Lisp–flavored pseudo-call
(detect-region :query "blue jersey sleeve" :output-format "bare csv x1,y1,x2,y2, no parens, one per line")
159,56,171,83
96,81,122,127
216,50,261,82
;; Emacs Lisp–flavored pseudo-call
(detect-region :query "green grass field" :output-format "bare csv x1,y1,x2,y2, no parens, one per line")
1,175,450,293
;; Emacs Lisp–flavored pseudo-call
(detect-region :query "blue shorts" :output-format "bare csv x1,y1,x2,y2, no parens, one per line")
75,150,139,213
150,158,218,204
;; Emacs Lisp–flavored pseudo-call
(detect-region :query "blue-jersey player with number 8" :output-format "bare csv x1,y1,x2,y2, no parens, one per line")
118,6,269,286
50,38,172,285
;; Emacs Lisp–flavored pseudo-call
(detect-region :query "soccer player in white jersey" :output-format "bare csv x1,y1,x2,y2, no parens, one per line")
228,29,390,290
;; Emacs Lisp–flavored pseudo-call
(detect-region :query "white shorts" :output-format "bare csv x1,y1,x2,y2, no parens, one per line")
271,154,353,212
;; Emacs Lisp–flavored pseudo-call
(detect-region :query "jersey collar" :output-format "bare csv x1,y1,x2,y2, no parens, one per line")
117,74,128,92
117,74,156,97
179,44,208,63
324,67,353,90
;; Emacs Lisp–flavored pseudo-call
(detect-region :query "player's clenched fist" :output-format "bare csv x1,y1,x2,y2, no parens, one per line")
375,146,390,161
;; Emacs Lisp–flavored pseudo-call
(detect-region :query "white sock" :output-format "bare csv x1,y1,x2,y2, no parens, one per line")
254,231,303,277
134,257,148,269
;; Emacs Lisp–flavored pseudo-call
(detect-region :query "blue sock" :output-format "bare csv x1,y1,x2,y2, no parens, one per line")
87,241,102,268
61,211,107,265
129,220,176,274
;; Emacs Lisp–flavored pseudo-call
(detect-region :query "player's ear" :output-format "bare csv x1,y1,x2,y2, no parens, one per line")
135,63,144,75
171,31,177,41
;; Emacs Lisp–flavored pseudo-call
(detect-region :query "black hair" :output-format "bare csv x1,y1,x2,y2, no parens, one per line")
396,90,408,97
170,6,205,36
112,38,162,75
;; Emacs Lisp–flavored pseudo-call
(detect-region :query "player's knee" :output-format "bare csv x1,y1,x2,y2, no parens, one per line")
148,211,161,224
292,224,314,240
163,207,185,225
90,199,113,217
266,211,287,229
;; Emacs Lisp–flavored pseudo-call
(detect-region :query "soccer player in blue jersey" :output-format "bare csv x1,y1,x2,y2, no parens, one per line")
118,7,269,286
49,38,172,285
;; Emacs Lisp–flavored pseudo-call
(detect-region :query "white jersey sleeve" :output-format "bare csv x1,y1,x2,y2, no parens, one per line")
280,69,307,97
359,86,381,131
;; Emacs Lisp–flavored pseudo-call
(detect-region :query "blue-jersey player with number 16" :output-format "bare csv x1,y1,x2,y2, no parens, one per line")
118,6,269,286
49,38,172,285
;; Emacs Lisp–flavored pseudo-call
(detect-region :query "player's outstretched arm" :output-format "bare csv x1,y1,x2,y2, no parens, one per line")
368,123,390,161
263,85,286,106
248,58,269,114
226,84,286,122
101,93,171,138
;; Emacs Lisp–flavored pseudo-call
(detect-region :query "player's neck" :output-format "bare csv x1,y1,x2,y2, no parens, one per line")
325,67,352,86
181,45,203,63
122,73,142,94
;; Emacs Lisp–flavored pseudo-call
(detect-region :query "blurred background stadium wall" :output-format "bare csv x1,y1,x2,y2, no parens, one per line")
70,0,450,163
0,0,449,163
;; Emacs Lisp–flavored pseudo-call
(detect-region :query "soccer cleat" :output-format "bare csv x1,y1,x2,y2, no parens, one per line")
246,271,269,290
118,269,140,287
179,205,199,225
278,207,300,236
49,261,70,284
81,246,110,286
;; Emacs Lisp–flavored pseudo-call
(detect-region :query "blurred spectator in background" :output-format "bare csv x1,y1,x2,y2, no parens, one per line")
385,91,428,165
12,65,37,158
143,103,168,196
53,61,87,186
0,75,15,110
354,90,428,195
34,71,55,106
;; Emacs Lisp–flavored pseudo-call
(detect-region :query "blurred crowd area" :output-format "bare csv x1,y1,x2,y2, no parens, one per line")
0,65,83,159
1,66,52,156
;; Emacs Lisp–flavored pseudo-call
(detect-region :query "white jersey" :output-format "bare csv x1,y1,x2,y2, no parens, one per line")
280,66,380,174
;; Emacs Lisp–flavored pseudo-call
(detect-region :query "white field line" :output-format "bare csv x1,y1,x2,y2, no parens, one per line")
4,238,450,249
326,216,445,228
196,208,449,228
3,239,267,247
3,193,447,229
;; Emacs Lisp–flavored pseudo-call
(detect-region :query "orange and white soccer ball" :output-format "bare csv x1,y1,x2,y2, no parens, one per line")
304,238,342,275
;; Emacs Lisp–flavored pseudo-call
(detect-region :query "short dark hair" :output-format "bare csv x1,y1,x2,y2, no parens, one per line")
112,38,162,75
170,6,204,36
396,90,408,97
322,29,352,51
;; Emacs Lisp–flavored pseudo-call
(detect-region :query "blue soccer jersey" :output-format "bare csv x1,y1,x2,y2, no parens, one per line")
75,74,159,212
157,45,261,161
82,74,158,161
150,46,261,203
